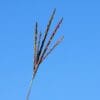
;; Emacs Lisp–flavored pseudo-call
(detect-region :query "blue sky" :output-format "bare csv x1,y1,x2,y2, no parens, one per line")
0,0,100,100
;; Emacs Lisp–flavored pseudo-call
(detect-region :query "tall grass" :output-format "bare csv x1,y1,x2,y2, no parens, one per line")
26,9,64,100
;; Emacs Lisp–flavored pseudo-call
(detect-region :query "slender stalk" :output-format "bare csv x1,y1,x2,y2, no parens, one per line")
26,72,36,100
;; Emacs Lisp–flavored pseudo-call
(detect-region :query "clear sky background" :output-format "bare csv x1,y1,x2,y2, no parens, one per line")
0,0,100,100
